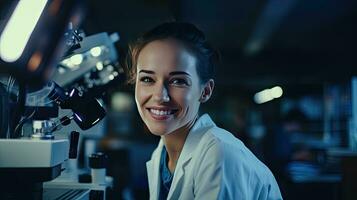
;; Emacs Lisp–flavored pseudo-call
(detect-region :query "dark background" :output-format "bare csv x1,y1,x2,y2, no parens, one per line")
82,0,356,90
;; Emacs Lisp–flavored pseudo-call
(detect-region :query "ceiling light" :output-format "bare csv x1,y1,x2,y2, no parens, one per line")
0,0,48,62
254,86,283,104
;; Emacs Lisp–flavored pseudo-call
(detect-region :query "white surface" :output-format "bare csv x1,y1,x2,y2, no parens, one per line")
91,168,106,184
0,138,69,167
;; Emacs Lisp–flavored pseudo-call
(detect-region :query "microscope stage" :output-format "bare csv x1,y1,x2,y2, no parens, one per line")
0,138,69,168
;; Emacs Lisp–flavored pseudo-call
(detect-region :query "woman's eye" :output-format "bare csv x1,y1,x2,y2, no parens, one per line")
140,77,154,83
170,78,188,86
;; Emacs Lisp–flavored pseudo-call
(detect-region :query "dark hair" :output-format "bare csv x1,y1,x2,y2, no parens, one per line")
126,22,218,84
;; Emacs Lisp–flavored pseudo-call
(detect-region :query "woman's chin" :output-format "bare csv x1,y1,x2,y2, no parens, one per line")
148,126,172,136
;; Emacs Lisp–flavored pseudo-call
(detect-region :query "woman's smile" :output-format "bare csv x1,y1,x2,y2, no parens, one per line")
146,107,179,121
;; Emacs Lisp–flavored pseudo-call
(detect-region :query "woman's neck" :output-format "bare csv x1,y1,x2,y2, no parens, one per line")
162,115,198,173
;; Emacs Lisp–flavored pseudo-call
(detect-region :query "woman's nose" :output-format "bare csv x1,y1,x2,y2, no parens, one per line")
153,84,170,103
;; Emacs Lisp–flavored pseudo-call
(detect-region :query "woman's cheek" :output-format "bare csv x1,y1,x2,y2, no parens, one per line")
141,89,154,108
135,85,145,106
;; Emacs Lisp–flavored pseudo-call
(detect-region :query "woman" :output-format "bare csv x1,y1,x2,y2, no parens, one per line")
127,22,282,200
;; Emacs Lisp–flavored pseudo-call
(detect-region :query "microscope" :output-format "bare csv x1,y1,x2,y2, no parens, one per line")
0,0,122,199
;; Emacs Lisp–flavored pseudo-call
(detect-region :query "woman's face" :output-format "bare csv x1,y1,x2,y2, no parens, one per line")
135,39,203,136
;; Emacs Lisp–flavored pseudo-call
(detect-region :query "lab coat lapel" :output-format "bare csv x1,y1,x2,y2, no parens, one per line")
167,114,215,200
146,140,164,200
167,155,191,200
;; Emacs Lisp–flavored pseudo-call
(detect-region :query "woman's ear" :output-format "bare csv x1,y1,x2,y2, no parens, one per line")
200,79,215,103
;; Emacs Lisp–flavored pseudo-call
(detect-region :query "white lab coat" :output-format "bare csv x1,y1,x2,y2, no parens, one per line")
146,114,283,200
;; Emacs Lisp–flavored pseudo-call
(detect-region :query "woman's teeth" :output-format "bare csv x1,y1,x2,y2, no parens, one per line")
150,109,173,115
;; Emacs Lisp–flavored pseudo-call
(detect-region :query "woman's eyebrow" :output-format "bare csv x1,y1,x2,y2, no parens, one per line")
169,71,191,76
138,69,154,74
138,70,191,76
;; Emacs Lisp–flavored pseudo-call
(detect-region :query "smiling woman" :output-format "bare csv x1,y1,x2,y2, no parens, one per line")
126,22,283,200
135,38,203,136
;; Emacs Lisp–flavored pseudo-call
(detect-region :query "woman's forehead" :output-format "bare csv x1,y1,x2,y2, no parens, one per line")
137,39,197,75
137,64,195,76
138,39,190,60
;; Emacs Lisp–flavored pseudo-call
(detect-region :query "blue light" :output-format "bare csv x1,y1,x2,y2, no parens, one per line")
74,113,82,122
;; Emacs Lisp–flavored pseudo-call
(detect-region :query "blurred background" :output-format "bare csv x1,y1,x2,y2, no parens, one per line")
1,0,357,199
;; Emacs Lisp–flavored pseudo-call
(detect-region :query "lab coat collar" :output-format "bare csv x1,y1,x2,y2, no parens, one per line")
146,139,164,199
146,114,216,200
168,114,215,199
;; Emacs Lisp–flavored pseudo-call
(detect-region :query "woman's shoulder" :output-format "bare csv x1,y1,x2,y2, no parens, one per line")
194,114,246,148
198,126,273,175
192,127,282,199
199,125,245,151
